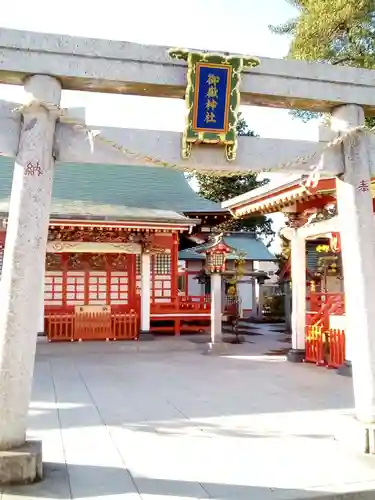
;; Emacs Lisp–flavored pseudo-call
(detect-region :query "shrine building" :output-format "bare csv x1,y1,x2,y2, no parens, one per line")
0,157,275,341
222,173,351,369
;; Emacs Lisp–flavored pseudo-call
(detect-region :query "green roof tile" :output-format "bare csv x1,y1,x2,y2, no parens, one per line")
0,157,221,215
223,234,276,261
179,234,276,262
178,249,205,260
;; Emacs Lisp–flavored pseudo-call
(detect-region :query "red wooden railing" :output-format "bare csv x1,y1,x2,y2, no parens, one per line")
75,311,112,341
305,325,325,365
46,310,139,342
112,311,138,340
151,294,236,317
305,325,346,368
150,295,211,335
327,329,346,368
45,294,240,340
179,295,211,312
150,295,211,314
46,312,74,342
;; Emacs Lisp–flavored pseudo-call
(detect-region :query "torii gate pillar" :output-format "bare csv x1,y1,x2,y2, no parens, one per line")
0,75,61,483
333,105,375,434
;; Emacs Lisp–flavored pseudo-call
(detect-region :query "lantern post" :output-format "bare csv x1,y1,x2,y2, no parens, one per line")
197,234,234,353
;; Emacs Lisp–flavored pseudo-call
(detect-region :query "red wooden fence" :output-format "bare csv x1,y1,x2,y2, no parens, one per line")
46,313,74,342
327,329,346,368
46,294,239,340
112,311,138,340
150,295,211,313
305,325,325,365
75,311,112,341
305,325,346,368
46,311,139,342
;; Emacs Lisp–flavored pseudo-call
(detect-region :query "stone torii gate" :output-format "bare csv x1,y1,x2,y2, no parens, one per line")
1,28,375,481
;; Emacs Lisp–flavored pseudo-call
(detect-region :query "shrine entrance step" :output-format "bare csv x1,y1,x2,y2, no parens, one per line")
45,307,139,342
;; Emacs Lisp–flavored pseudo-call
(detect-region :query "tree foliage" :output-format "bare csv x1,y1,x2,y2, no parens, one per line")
194,113,274,243
274,232,291,276
270,0,375,122
271,0,375,66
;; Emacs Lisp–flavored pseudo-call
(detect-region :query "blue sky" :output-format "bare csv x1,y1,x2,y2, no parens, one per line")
0,0,319,250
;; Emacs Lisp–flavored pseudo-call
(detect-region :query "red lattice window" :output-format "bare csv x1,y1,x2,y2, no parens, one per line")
45,272,64,305
136,255,141,274
154,254,171,275
152,254,172,303
136,255,141,295
152,278,172,302
66,271,85,305
110,272,128,305
88,271,108,305
43,253,136,309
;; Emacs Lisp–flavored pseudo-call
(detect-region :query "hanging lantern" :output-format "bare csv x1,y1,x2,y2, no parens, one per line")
196,233,235,274
206,248,227,273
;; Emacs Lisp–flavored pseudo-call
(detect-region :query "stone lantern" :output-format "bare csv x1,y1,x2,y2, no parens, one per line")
196,233,234,353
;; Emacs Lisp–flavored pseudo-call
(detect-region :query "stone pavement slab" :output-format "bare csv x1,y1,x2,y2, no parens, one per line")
2,335,375,499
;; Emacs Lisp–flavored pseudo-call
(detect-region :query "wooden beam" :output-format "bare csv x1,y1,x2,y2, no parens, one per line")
2,29,375,113
296,196,336,212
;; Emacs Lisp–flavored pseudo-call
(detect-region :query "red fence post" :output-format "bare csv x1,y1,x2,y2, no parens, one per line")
327,328,346,368
305,325,325,365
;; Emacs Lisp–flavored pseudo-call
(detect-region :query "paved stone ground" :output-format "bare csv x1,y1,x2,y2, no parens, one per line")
3,326,375,500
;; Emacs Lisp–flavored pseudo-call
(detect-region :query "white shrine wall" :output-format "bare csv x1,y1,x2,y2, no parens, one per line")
185,261,204,297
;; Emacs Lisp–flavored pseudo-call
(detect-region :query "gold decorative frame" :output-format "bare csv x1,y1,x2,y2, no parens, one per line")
169,48,260,161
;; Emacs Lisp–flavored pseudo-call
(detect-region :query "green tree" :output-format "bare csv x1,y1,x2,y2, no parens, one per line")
274,231,291,276
194,113,274,243
270,0,375,124
271,1,375,67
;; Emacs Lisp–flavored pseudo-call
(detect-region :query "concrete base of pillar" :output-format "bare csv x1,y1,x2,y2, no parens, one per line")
202,342,228,356
138,331,154,341
0,440,42,485
287,348,305,363
335,416,375,455
337,360,352,377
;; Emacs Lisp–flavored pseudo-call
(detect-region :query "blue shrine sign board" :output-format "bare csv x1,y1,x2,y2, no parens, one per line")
193,63,231,134
168,48,260,161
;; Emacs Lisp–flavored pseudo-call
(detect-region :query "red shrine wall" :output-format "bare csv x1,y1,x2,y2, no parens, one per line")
45,253,137,311
136,233,178,304
0,229,179,313
45,232,178,313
